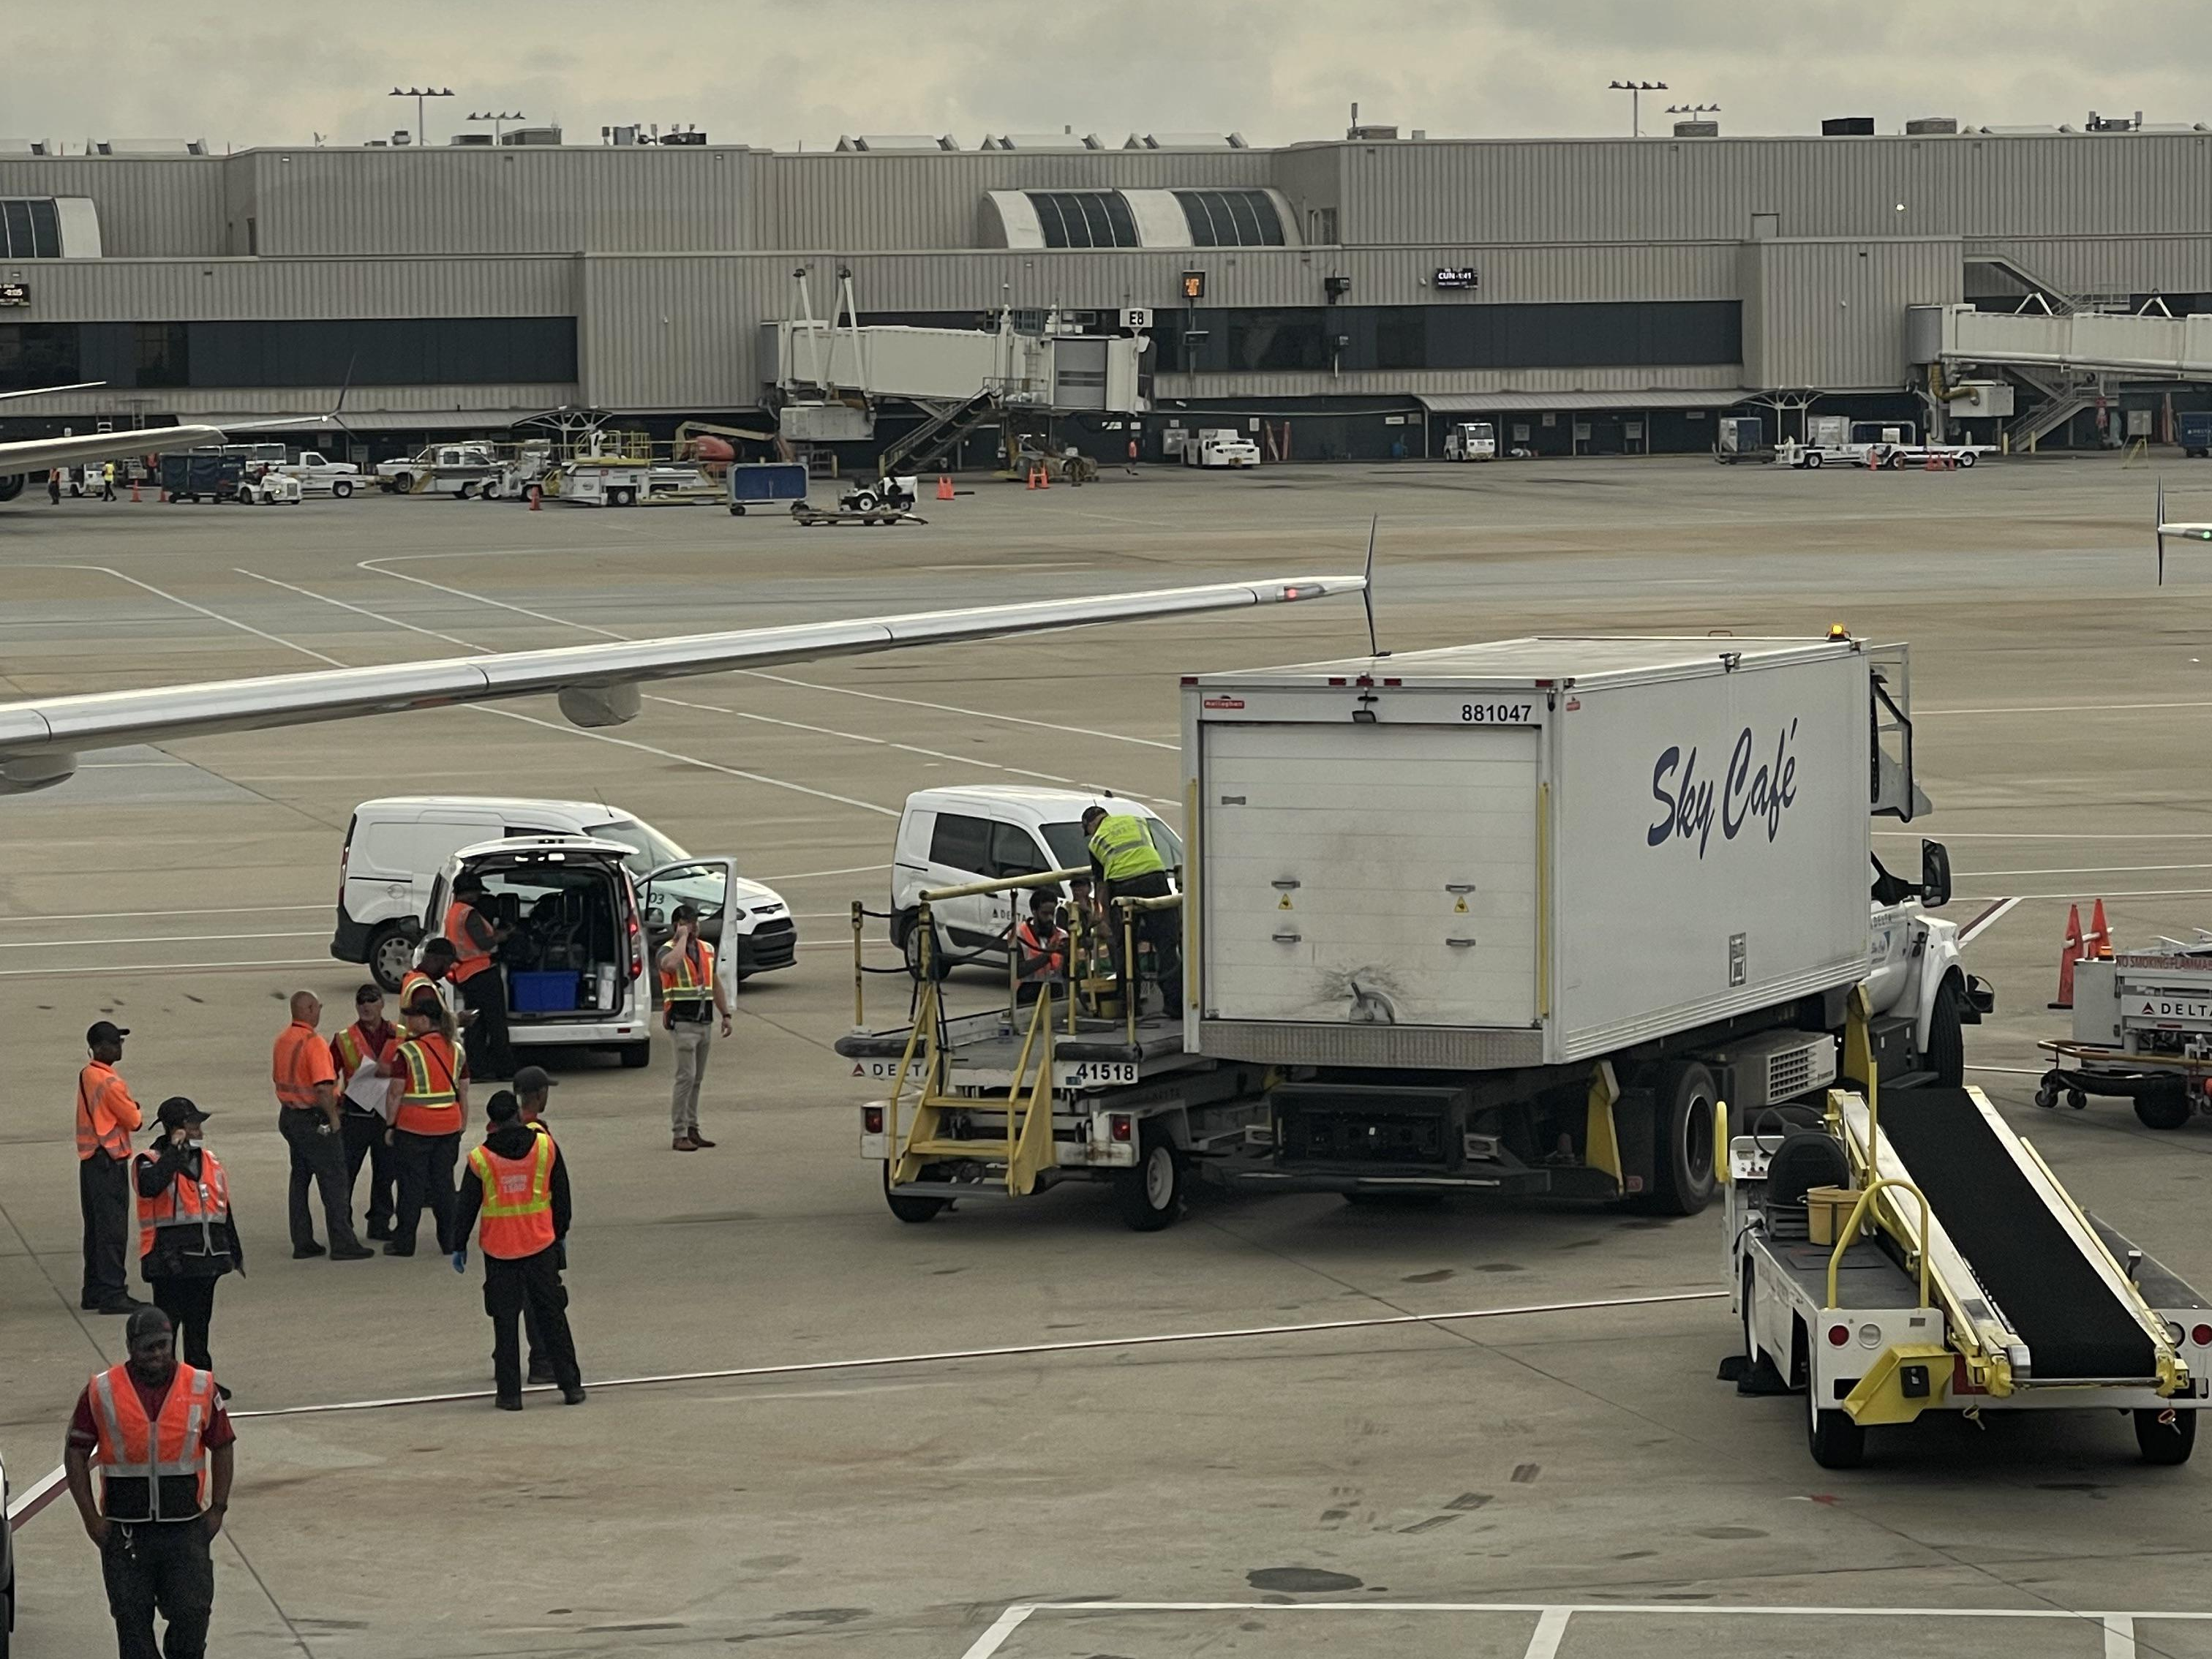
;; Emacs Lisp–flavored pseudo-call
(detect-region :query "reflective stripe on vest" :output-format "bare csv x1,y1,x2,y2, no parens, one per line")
74,1064,135,1162
135,1149,231,1260
467,1133,557,1259
445,900,494,982
1087,813,1165,884
394,1034,461,1135
334,1021,393,1078
90,1363,212,1522
398,970,446,1022
659,938,714,1001
1015,920,1066,982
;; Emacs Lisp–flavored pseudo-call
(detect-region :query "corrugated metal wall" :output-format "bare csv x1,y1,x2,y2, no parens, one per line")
752,148,1273,252
11,383,576,421
10,257,579,320
1740,239,1964,388
1339,134,2212,246
1968,236,2212,296
0,157,227,255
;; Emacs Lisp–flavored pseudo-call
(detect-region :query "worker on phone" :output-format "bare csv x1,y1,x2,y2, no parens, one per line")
657,903,733,1153
134,1097,241,1393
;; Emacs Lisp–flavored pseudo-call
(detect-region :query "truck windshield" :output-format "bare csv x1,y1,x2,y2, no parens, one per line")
586,816,690,879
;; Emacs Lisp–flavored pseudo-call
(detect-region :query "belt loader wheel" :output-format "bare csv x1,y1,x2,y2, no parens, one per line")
1807,1377,1867,1470
884,1162,949,1224
2134,1084,2194,1132
1925,976,1965,1088
2135,1407,2197,1465
1116,1124,1184,1231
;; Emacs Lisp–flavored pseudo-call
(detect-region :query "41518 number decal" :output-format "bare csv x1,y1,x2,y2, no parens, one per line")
1461,703,1533,723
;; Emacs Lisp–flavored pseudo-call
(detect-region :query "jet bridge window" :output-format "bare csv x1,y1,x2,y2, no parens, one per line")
0,199,60,259
1027,191,1140,249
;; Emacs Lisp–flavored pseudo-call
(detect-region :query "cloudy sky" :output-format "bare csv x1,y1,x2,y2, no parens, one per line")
18,1,2205,151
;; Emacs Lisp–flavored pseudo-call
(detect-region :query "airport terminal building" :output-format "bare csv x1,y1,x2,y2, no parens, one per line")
1,121,2208,460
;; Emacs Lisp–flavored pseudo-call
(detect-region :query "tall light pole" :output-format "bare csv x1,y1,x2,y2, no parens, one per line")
388,87,454,146
1607,79,1669,138
467,110,525,143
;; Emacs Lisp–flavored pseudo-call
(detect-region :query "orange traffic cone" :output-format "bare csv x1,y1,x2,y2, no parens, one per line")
2050,903,2087,1009
936,474,953,501
1037,462,1050,489
2088,898,2113,960
528,484,542,511
1025,466,1039,490
129,479,140,501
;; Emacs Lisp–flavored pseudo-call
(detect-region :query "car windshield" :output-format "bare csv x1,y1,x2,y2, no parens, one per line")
586,817,691,879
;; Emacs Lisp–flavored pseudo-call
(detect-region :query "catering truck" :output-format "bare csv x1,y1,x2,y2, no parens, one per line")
1184,636,1987,1214
849,631,1988,1230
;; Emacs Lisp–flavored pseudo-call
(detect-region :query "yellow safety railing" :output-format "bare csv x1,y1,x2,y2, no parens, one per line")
1824,1175,1932,1311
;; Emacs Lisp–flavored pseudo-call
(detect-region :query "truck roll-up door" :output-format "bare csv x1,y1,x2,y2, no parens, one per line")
1200,721,1539,1028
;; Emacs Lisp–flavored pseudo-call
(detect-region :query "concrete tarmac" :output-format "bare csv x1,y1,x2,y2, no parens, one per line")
4,457,2211,1657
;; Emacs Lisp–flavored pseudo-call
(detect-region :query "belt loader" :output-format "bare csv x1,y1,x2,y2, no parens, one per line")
1727,997,2209,1468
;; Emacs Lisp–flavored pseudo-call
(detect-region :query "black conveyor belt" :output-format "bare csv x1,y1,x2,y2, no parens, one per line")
1877,1088,2156,1380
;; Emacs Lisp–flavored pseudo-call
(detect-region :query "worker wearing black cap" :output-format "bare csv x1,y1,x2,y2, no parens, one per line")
135,1098,243,1392
77,1020,150,1316
451,1089,584,1409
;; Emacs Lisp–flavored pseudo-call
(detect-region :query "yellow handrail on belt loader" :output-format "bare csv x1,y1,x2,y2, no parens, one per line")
1825,1175,1932,1311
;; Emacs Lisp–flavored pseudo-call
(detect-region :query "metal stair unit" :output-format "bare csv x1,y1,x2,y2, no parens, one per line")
879,388,1000,478
2003,360,2105,452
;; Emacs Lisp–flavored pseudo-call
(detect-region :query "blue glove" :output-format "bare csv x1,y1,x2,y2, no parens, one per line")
449,1249,468,1274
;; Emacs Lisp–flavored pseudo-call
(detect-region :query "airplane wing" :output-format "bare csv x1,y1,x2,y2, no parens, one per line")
2157,481,2212,585
0,424,233,477
0,575,1363,792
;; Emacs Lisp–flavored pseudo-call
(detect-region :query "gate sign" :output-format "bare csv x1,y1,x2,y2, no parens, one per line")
1434,266,1479,291
0,282,26,306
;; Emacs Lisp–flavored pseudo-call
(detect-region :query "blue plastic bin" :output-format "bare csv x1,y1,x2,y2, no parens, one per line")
510,971,580,1013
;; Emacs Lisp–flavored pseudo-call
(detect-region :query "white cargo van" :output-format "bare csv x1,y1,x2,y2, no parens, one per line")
889,786,1180,975
331,795,792,992
422,838,740,1067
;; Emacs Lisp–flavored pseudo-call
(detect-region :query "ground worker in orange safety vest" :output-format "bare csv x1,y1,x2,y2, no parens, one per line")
399,936,462,1026
274,990,370,1262
64,1305,236,1659
445,871,515,1082
384,997,469,1256
658,903,733,1153
451,1088,583,1409
78,1019,150,1316
135,1096,242,1392
1005,889,1069,1006
332,982,402,1240
512,1064,566,1386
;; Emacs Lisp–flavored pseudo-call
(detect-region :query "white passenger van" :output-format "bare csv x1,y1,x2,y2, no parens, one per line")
889,786,1181,975
421,838,739,1068
330,795,793,992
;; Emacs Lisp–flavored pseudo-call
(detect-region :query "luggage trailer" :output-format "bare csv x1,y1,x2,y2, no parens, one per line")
1728,998,2210,1468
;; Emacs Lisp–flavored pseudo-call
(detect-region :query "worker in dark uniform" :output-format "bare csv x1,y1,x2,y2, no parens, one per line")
1081,805,1180,1013
64,1306,236,1659
134,1097,242,1396
451,1089,583,1410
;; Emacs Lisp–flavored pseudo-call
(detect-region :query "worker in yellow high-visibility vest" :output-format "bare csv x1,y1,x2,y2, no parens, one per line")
1082,805,1180,1015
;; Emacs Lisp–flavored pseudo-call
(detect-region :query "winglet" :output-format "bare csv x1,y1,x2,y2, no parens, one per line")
1362,514,1382,659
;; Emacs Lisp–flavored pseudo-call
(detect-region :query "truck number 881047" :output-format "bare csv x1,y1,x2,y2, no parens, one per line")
1461,703,1533,723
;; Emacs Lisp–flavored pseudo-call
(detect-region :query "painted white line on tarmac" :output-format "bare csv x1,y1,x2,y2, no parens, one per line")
742,669,1181,750
4,1464,67,1530
1922,699,2212,718
0,930,324,949
25,563,345,666
2107,1614,2137,1658
1522,1607,1573,1659
1957,888,2212,902
1957,897,2021,946
755,863,889,882
0,904,328,925
1963,863,2212,878
960,1607,1036,1659
0,957,331,978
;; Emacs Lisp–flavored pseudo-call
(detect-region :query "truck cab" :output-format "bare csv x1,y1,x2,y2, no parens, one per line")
1443,421,1497,462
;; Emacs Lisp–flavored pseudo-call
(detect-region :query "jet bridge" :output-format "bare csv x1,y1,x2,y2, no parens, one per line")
1911,302,2212,450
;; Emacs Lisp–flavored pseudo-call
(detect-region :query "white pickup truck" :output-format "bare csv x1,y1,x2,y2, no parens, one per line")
279,451,360,497
1780,420,1993,471
1182,429,1262,469
377,443,495,494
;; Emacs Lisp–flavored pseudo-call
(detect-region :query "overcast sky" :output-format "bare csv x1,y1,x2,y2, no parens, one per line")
17,1,2207,151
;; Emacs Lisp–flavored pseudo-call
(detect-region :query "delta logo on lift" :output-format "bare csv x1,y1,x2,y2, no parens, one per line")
1647,720,1801,859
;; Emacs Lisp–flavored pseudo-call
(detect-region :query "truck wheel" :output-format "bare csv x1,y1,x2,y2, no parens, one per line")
901,916,950,982
366,923,416,993
1808,1385,1867,1470
1925,977,1965,1087
455,482,474,500
1741,1262,1761,1367
1648,1060,1720,1215
884,1164,948,1224
391,473,413,494
2135,1087,2193,1132
1956,451,1976,468
334,480,353,499
1804,452,1822,470
1116,1125,1185,1230
618,1040,652,1069
1886,451,1908,470
2135,1407,2197,1464
729,504,745,516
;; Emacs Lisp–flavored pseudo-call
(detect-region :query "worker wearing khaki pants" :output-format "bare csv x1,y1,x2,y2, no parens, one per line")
658,906,734,1151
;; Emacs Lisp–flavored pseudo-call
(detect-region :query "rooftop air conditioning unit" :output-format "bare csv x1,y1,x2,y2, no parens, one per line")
1904,116,1959,135
500,127,564,146
1347,124,1399,140
1820,116,1876,136
449,132,493,146
1673,120,1720,138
